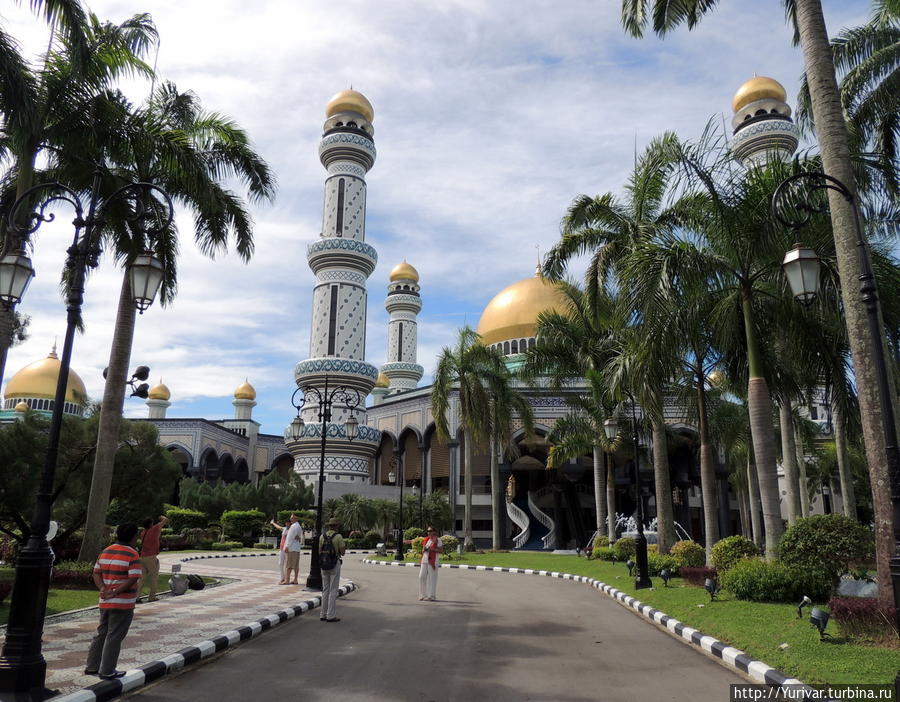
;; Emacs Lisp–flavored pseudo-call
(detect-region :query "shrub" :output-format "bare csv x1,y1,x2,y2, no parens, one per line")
221,510,266,541
680,566,718,587
0,581,12,604
646,552,679,577
410,536,425,555
671,540,705,569
165,508,208,533
364,530,382,548
779,515,875,585
611,537,636,561
828,597,898,642
160,534,191,551
439,534,459,559
711,536,760,571
210,541,242,551
0,534,19,565
252,543,275,550
591,535,610,549
404,527,425,540
160,528,174,536
51,560,95,590
719,558,831,602
593,546,617,561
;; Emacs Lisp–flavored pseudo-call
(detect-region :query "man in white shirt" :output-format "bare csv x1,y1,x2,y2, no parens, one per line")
284,514,304,585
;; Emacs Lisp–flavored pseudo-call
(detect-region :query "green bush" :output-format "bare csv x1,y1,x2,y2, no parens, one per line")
711,535,760,571
611,537,636,561
51,560,95,590
592,535,610,549
221,510,266,542
364,529,382,548
719,557,831,602
252,543,275,549
160,534,190,550
410,536,425,556
439,534,459,559
779,514,875,585
165,508,208,533
593,546,617,561
404,527,425,540
646,552,679,577
670,540,705,568
210,541,243,551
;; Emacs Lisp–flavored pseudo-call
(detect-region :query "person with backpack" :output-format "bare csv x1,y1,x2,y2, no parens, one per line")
319,517,345,622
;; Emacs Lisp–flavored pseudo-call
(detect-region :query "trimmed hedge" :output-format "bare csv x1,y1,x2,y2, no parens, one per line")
165,508,208,533
221,510,266,542
779,515,875,585
829,597,898,642
719,557,831,602
593,546,617,561
210,541,243,551
404,527,425,540
611,537,636,561
711,535,760,571
51,560,95,590
647,552,679,576
680,566,718,587
670,540,705,568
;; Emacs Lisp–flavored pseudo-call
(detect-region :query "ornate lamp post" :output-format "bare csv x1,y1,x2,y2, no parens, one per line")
289,376,361,590
391,455,405,561
0,170,172,699
772,171,900,695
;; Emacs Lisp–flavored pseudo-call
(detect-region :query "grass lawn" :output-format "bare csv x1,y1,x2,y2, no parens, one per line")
437,552,899,686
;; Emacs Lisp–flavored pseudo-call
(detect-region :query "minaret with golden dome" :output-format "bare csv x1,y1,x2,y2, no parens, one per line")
381,261,424,392
730,76,799,166
288,89,381,484
146,380,171,419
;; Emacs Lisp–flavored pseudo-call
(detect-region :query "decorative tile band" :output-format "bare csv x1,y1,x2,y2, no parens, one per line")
294,357,379,381
361,559,811,692
54,582,358,702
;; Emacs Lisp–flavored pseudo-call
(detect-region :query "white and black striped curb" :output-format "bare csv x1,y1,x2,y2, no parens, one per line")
53,582,357,702
176,550,376,562
363,559,808,690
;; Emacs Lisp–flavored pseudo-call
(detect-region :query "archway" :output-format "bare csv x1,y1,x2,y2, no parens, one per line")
199,448,220,483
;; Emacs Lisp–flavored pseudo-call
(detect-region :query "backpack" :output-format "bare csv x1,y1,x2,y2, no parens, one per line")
320,532,338,570
186,573,205,590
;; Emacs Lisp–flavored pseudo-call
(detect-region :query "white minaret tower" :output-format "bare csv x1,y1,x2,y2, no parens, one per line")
232,380,256,421
730,76,799,166
146,381,170,419
287,89,381,484
381,261,424,393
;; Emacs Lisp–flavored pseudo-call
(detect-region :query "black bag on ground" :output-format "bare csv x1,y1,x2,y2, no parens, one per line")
320,533,338,571
186,574,205,590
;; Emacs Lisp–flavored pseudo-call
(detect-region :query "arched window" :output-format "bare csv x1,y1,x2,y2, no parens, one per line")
503,341,510,355
528,338,536,349
511,340,519,354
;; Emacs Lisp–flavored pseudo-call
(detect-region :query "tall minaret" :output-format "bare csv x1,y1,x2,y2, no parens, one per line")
381,261,424,393
730,76,799,166
146,381,170,419
287,89,380,484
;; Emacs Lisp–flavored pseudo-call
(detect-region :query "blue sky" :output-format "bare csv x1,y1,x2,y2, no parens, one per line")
1,0,870,435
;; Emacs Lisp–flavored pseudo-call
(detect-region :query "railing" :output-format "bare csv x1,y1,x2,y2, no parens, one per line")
507,500,530,549
528,491,556,549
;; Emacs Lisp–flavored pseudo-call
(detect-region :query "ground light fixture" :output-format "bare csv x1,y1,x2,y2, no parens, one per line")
660,569,671,587
626,559,635,576
704,578,718,601
796,595,812,619
809,607,830,640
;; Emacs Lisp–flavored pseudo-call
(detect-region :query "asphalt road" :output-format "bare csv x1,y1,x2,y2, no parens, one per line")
126,555,742,702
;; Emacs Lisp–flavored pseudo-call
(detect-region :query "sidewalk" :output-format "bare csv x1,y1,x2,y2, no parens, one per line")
37,552,349,700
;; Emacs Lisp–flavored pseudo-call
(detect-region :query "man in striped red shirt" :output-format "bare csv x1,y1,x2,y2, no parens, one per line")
84,523,142,680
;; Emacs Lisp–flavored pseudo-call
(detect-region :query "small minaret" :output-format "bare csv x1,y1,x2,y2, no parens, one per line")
731,76,799,166
146,381,171,419
371,372,390,406
232,380,256,420
382,261,424,393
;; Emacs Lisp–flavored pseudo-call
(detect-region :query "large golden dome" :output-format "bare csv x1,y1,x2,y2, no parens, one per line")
4,349,87,405
476,270,569,346
234,380,256,401
325,89,374,123
732,76,787,112
389,261,419,283
148,381,170,401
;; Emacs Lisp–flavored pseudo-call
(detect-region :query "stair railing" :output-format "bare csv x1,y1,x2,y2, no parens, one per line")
507,499,531,549
528,490,556,549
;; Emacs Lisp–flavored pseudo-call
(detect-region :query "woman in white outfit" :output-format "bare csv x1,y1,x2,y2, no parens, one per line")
418,527,443,601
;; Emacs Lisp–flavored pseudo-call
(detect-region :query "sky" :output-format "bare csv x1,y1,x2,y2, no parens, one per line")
1,0,870,436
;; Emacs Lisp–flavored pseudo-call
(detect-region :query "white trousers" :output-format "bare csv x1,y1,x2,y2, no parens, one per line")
321,562,341,620
419,561,438,599
278,550,287,581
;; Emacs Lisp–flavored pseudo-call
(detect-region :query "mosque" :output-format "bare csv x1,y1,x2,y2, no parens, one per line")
0,77,838,548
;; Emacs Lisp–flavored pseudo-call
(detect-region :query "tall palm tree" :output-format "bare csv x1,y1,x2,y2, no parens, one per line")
76,82,276,561
621,0,900,607
432,326,530,551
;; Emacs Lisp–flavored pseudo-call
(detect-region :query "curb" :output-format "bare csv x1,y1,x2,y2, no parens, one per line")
362,559,808,690
176,550,376,562
53,582,357,702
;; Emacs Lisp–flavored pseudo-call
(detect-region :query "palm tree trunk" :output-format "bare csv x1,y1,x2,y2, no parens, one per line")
741,289,783,560
778,400,802,524
593,445,607,535
832,401,857,520
463,427,475,551
606,460,616,542
747,456,764,550
795,426,811,518
651,406,676,554
737,486,749,538
696,380,719,564
78,275,136,562
490,434,501,550
795,0,895,603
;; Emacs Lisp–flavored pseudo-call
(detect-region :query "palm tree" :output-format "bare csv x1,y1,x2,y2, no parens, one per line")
432,326,530,550
329,493,376,533
621,0,899,607
76,82,276,561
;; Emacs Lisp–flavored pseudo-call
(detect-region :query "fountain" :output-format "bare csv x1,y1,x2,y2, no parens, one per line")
615,513,693,543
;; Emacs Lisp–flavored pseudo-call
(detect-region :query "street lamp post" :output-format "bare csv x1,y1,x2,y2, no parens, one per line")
288,376,361,591
772,171,900,695
0,169,172,699
392,453,405,561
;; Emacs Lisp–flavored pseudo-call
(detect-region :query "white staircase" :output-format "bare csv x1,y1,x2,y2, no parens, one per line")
528,490,556,549
507,500,531,549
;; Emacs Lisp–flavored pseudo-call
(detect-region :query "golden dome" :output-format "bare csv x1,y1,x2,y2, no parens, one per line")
325,89,374,123
234,380,256,401
476,270,569,346
148,381,170,401
732,76,787,112
375,372,390,389
389,261,419,283
4,349,87,405
14,401,28,412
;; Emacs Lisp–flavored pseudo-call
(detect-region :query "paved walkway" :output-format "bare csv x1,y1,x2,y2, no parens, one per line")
39,552,327,697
